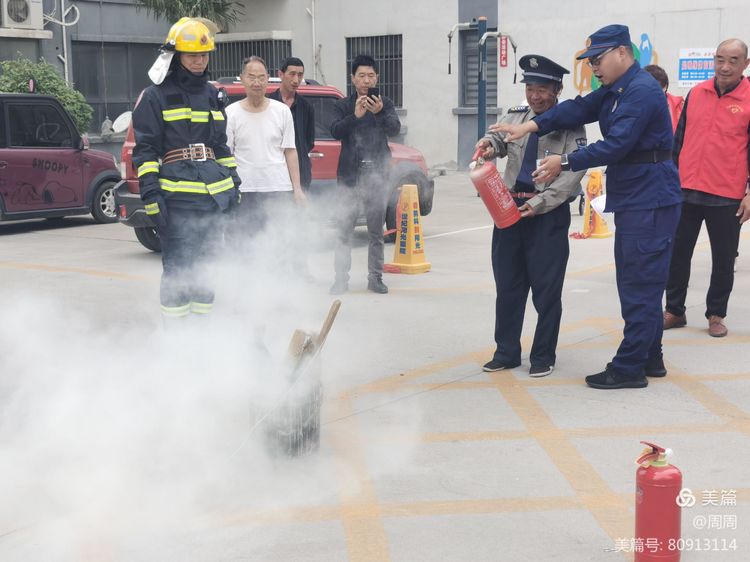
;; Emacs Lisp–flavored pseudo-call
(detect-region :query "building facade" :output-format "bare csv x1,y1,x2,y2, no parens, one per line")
3,0,749,167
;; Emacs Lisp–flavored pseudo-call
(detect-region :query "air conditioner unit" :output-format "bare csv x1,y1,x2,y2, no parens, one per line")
1,0,44,30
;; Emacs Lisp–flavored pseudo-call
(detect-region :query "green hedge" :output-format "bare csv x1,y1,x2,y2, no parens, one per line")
0,56,93,133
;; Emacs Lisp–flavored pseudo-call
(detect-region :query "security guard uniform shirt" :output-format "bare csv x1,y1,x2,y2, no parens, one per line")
483,105,586,213
132,66,240,211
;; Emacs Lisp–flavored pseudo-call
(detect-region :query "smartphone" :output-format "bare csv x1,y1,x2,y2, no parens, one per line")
367,87,380,98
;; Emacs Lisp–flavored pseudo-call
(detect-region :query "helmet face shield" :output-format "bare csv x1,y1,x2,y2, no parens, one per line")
149,17,216,83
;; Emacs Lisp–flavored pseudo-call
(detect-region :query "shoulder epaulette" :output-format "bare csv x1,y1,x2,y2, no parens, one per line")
507,105,529,114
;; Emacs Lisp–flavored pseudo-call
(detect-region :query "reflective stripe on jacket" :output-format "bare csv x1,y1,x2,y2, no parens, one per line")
132,66,240,211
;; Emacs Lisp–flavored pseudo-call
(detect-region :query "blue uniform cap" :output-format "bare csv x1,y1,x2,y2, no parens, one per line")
519,54,569,84
576,24,632,60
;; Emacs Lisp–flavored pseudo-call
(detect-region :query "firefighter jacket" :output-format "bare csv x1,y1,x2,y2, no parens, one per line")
132,65,240,212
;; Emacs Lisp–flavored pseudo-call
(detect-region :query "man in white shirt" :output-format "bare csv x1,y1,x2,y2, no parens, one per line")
225,56,306,246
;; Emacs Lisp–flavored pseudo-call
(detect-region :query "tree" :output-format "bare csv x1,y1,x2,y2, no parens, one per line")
134,1,244,32
0,56,92,132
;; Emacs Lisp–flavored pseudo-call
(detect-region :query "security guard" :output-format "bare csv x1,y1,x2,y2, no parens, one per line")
132,18,241,322
476,55,586,378
494,25,682,389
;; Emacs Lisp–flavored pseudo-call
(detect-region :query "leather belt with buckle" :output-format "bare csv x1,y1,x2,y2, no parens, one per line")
162,143,215,165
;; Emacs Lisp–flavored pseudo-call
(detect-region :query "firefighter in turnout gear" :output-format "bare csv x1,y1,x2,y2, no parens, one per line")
133,18,241,322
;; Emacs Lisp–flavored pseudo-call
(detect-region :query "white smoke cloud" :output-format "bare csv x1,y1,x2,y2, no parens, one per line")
0,202,421,560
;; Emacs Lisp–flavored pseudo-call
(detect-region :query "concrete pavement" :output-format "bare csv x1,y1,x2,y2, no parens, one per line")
0,171,748,561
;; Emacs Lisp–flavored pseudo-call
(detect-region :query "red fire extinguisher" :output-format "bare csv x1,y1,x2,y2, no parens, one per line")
635,441,682,562
469,149,521,229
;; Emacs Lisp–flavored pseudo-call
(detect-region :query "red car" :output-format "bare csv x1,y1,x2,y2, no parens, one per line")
0,94,120,223
114,80,434,251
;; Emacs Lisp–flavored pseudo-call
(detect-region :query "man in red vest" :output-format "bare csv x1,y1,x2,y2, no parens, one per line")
664,38,750,337
644,64,684,132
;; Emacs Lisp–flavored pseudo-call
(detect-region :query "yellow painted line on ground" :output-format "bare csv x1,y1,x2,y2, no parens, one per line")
679,373,750,381
213,308,749,553
566,262,616,278
328,397,391,562
565,423,733,439
216,496,586,528
367,424,732,445
344,317,625,397
666,363,750,435
218,505,342,526
663,333,750,345
489,371,633,549
394,283,495,294
413,430,531,443
0,260,151,282
341,349,489,398
381,496,583,517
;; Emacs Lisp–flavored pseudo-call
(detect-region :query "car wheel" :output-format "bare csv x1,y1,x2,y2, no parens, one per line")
91,180,118,223
134,226,162,252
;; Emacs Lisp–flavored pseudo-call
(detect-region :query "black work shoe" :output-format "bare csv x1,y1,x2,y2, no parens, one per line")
482,359,521,372
529,364,554,378
645,355,667,377
367,277,389,294
586,366,648,389
329,279,348,295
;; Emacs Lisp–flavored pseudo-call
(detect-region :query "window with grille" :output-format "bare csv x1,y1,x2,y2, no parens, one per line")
460,29,497,107
213,39,292,79
72,41,159,134
345,35,403,108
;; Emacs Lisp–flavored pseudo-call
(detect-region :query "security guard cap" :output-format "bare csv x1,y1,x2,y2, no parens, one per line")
576,24,632,60
519,55,569,85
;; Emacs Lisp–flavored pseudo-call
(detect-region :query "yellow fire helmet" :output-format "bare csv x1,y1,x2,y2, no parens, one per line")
166,17,217,53
148,17,218,85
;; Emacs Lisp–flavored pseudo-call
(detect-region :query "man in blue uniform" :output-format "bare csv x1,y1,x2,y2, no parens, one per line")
493,25,682,389
476,55,586,378
133,18,241,323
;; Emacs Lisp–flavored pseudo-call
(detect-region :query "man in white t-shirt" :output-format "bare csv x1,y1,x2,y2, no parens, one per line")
225,56,306,244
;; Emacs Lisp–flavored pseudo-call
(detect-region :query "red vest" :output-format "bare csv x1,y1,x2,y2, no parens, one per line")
679,78,750,199
666,92,684,133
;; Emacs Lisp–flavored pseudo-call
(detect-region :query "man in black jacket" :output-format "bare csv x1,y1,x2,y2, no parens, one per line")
330,54,401,294
268,57,316,191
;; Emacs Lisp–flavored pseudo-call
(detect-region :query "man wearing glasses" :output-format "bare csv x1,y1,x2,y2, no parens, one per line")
493,24,682,390
225,56,307,250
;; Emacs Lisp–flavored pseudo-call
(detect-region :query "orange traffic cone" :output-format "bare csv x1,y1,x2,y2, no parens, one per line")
384,184,431,274
570,170,612,239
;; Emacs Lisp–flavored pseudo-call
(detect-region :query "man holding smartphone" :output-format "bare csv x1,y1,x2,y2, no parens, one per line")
330,54,401,294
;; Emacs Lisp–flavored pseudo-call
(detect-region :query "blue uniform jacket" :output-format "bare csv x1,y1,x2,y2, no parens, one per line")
533,62,681,212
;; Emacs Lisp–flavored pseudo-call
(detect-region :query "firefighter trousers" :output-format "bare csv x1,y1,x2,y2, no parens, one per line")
158,204,223,318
